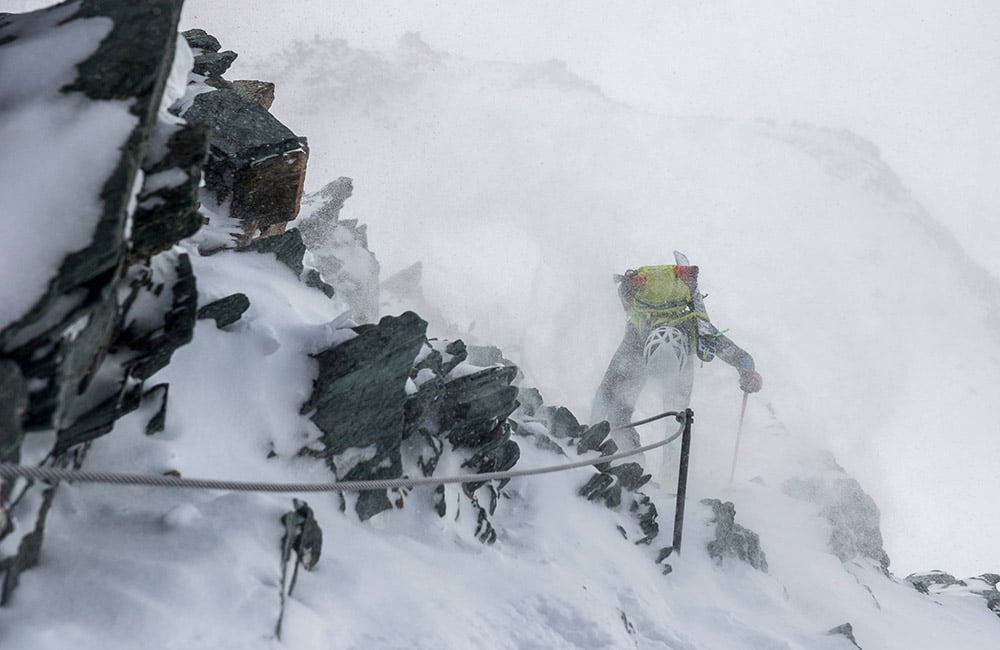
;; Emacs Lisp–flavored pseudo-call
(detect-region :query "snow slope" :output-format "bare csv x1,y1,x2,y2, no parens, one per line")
3,223,998,650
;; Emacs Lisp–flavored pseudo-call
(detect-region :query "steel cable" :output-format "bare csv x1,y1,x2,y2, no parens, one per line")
0,411,688,493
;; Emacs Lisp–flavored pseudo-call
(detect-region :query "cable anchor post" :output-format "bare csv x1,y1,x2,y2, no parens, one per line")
671,408,694,554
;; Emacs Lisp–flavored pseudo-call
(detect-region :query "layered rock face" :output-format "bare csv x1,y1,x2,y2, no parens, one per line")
0,0,194,604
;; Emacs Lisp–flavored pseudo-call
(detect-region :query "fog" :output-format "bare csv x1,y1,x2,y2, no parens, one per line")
172,0,1000,279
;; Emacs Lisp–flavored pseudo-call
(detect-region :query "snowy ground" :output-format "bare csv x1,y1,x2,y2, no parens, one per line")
4,228,998,649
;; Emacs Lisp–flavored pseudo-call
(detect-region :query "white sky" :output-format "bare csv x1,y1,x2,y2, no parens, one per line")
9,0,995,267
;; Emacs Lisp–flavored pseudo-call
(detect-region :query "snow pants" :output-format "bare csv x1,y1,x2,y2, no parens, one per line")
591,325,694,481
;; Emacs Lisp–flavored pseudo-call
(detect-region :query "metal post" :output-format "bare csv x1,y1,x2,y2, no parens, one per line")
672,408,694,553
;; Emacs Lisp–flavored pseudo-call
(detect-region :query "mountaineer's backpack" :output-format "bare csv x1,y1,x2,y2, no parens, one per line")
618,265,712,356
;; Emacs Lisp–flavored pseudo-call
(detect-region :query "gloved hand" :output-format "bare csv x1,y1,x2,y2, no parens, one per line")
739,368,762,393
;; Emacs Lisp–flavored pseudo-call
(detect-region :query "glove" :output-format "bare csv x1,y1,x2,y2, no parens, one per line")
739,368,762,393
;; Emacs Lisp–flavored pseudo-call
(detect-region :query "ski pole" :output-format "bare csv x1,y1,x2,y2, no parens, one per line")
728,391,749,487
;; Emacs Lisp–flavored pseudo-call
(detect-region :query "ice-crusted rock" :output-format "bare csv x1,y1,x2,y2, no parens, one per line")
906,570,1000,619
782,462,890,570
700,498,768,572
297,177,380,323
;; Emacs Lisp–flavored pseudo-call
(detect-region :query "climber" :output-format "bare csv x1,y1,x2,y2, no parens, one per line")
591,260,762,457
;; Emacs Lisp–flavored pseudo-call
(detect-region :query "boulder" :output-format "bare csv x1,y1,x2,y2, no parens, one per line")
183,87,308,244
302,312,428,521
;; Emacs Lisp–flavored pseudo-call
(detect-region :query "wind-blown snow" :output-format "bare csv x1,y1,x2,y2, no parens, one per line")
252,36,1000,578
3,14,1000,650
0,3,137,330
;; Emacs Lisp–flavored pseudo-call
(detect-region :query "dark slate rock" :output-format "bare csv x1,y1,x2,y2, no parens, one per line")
123,252,197,381
239,227,306,277
55,381,142,455
630,495,660,545
414,348,444,375
700,498,768,571
576,420,610,454
13,283,120,432
0,0,185,434
402,374,446,440
549,406,584,438
143,383,169,435
460,435,520,493
181,28,220,52
783,475,890,570
197,293,250,328
514,386,543,417
442,340,468,375
0,361,26,462
606,462,651,491
303,269,335,298
579,473,620,508
513,426,566,457
192,49,237,77
440,365,519,449
827,623,863,649
302,312,428,521
130,120,206,262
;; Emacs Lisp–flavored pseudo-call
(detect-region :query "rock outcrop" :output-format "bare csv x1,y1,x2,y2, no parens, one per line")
906,570,1000,619
700,498,769,572
297,177,380,323
782,460,891,570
